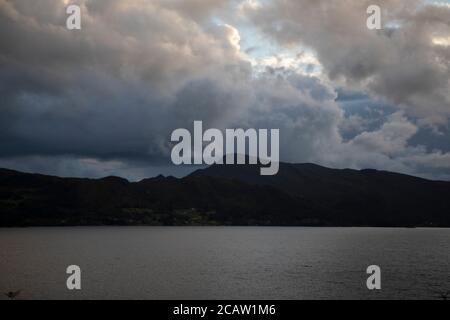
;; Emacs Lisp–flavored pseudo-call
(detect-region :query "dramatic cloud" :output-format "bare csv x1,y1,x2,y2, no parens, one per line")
245,0,450,127
0,0,449,180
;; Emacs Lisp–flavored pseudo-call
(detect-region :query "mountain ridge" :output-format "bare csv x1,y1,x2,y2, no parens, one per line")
1,163,449,227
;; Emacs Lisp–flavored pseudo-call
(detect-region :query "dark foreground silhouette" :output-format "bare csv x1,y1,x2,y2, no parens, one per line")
1,162,449,227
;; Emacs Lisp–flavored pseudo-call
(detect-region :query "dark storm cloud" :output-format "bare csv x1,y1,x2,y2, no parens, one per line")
0,1,344,168
0,0,450,180
0,0,247,162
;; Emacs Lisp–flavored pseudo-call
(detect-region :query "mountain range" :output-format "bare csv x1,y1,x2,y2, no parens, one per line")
1,162,449,227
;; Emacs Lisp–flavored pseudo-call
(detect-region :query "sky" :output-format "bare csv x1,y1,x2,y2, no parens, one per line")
0,0,449,181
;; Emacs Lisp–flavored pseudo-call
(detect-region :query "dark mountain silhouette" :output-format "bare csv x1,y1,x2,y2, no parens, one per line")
1,162,449,227
190,163,450,226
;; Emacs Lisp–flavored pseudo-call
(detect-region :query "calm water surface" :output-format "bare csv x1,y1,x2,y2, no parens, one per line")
0,227,449,300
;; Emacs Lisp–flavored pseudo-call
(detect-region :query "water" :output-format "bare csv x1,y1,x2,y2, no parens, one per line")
0,227,449,300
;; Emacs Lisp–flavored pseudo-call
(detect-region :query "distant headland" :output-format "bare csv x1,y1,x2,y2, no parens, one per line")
1,161,449,227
